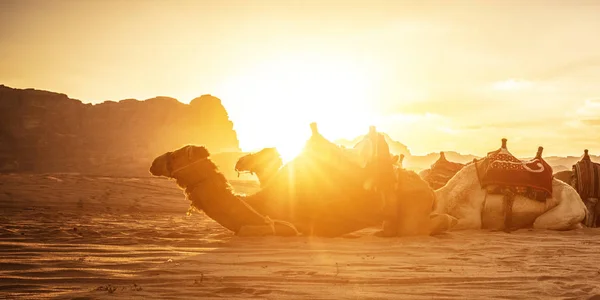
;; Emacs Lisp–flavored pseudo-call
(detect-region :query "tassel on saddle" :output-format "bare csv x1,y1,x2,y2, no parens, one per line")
501,187,516,232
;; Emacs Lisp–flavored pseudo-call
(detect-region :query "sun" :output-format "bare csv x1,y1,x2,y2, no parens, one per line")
217,52,382,158
275,141,305,164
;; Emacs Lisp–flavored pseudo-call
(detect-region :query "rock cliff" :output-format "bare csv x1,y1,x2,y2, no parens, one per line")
0,85,241,176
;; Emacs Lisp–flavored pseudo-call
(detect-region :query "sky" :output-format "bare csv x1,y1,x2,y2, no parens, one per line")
1,0,600,158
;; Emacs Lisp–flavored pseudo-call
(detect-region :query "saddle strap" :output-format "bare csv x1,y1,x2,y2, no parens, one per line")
502,187,516,232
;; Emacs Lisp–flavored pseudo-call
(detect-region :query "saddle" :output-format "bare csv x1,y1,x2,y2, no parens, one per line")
423,152,465,189
301,123,394,188
573,149,600,200
572,149,600,227
475,139,553,231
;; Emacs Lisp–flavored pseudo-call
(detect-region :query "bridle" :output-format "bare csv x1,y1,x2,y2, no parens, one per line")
165,146,209,178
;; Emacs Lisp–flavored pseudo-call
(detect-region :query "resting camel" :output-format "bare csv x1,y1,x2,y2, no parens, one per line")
150,124,401,237
432,139,587,231
552,150,600,227
418,152,465,190
235,147,282,187
553,169,573,185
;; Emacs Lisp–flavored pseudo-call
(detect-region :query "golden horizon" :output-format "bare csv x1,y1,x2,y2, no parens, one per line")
1,1,599,158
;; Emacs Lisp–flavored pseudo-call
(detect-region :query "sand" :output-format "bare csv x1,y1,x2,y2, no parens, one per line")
1,173,600,300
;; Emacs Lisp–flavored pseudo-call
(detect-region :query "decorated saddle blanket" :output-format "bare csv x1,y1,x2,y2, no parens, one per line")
475,148,553,202
423,160,465,190
573,158,600,200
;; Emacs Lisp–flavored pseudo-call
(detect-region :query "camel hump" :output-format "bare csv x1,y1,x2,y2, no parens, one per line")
501,138,508,149
536,146,543,159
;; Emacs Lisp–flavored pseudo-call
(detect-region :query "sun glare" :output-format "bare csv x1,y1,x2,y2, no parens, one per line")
217,52,381,156
276,141,305,164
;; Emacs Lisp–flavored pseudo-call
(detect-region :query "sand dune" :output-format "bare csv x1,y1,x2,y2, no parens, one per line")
1,173,600,299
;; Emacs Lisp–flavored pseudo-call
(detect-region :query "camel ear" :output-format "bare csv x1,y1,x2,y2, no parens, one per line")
392,154,400,164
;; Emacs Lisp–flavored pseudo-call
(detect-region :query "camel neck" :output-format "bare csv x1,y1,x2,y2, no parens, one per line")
255,165,279,187
180,166,269,233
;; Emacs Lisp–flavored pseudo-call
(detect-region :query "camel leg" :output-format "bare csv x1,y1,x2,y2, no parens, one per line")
237,225,275,237
429,213,458,235
237,219,299,237
452,214,482,230
532,187,586,230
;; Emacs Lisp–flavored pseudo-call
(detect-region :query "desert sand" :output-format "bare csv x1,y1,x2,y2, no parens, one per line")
1,173,600,300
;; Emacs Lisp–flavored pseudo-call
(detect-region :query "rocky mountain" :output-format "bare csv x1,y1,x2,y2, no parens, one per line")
0,85,241,177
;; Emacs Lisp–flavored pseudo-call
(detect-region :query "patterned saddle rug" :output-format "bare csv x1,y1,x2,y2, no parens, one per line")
476,146,553,202
423,152,465,189
572,150,600,227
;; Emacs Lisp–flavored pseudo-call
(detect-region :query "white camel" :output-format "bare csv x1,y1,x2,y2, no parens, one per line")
432,152,587,231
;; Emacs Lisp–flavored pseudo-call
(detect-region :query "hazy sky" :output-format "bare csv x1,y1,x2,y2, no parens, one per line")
2,0,600,157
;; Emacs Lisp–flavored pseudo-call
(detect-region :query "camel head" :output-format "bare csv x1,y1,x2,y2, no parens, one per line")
235,148,283,176
149,145,211,178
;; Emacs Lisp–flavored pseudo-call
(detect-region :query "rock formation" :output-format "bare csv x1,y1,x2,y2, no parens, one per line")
0,85,240,176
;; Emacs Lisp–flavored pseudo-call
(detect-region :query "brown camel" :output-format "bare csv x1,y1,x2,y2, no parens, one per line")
150,124,398,237
553,170,573,185
235,147,283,187
418,152,465,190
553,150,600,227
149,145,299,237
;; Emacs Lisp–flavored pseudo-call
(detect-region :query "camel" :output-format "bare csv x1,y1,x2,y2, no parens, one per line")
552,150,600,227
432,139,587,231
235,147,282,187
418,152,465,190
149,145,300,237
150,124,400,237
553,169,573,185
